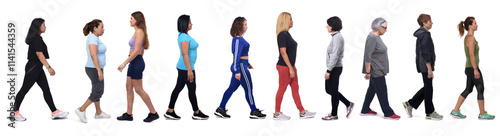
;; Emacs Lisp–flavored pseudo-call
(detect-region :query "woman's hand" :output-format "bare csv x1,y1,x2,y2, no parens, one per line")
364,73,370,80
289,68,295,78
248,65,254,69
98,70,104,81
48,67,55,76
324,72,330,80
188,70,194,83
118,64,125,72
474,69,480,79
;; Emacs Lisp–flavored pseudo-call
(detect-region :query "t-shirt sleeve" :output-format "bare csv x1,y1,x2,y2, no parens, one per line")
364,35,377,63
277,32,287,48
178,34,190,43
33,36,44,52
87,35,99,46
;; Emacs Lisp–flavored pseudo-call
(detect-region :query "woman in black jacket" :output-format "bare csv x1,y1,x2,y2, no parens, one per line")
402,14,442,120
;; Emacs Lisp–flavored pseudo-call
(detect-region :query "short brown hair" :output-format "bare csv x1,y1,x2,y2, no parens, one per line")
417,14,431,27
230,17,246,37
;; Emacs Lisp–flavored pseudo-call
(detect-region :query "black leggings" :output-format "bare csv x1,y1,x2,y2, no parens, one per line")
14,61,57,112
168,69,199,111
460,68,484,100
325,67,351,116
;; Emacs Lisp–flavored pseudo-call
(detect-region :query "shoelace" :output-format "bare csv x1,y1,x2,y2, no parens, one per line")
52,109,61,115
15,111,23,117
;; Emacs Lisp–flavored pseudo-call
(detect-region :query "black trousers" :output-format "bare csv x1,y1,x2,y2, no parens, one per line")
168,69,199,111
14,61,57,112
408,72,435,114
460,68,484,100
325,67,350,116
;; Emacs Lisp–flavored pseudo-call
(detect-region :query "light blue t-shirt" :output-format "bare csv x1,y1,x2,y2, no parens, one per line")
85,33,106,68
176,32,198,70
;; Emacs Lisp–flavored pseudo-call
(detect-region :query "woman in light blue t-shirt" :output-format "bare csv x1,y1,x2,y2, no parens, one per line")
75,19,111,123
164,14,209,120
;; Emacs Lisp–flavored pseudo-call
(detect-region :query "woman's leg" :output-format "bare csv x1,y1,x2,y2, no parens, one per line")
126,77,134,115
275,65,291,114
219,73,241,109
240,67,256,111
132,79,156,114
290,67,304,113
168,69,186,112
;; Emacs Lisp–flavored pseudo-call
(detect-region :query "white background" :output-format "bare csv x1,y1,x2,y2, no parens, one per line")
2,0,499,136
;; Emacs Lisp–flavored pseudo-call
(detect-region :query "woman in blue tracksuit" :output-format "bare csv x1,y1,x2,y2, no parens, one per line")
214,17,266,119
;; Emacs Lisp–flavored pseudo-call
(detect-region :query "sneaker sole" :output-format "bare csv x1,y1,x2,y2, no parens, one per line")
478,118,495,120
402,102,413,118
163,114,181,120
52,112,69,120
249,115,266,119
272,118,290,120
299,116,315,119
144,117,159,122
214,112,230,119
425,117,443,120
192,116,209,120
449,114,466,119
383,117,400,120
360,113,377,116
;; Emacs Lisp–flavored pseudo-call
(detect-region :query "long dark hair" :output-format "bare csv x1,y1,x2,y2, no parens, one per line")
132,11,150,49
458,16,475,37
25,18,45,44
83,19,102,36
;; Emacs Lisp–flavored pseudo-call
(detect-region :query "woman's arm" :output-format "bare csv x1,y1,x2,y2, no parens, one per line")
36,52,55,75
280,47,295,78
466,36,480,79
89,44,103,81
118,30,144,72
181,41,194,82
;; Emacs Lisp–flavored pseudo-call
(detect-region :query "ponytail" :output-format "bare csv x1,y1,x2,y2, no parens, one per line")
83,19,102,36
458,16,475,38
458,21,465,37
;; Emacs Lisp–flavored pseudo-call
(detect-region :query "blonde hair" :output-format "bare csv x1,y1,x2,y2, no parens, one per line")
276,12,292,37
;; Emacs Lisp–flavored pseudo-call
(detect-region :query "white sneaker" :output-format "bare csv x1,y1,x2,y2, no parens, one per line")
51,109,69,119
95,112,111,119
75,107,87,123
273,112,291,120
14,111,27,122
299,110,316,119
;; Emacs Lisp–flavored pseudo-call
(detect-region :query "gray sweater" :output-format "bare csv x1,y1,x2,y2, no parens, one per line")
326,31,344,72
362,33,389,78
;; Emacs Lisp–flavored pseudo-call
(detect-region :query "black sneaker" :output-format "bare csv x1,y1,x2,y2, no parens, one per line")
117,113,133,121
143,112,159,122
250,109,266,119
164,111,181,120
192,111,209,120
214,107,231,119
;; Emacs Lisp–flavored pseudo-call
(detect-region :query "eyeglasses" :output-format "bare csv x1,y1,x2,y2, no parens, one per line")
381,26,387,30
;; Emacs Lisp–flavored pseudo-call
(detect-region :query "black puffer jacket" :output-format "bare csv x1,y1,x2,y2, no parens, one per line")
414,27,435,73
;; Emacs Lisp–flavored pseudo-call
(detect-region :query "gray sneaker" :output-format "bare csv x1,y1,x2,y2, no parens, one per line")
299,110,316,119
426,111,443,120
273,112,291,120
403,101,413,118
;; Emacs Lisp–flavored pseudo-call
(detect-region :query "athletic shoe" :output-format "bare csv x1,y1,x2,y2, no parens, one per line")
273,112,291,120
95,112,111,119
384,114,401,120
51,109,69,119
478,111,495,120
346,102,355,118
360,110,378,116
164,111,181,120
75,107,87,123
143,112,159,122
14,110,27,122
250,109,266,119
192,111,209,120
117,113,133,121
450,110,466,119
426,111,443,120
214,107,231,119
299,110,316,119
322,114,338,120
403,101,413,118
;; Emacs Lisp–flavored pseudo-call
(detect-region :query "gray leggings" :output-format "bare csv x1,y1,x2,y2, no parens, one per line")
460,68,484,100
86,68,104,102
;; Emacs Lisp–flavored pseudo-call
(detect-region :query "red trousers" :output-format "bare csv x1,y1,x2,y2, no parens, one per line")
275,65,304,112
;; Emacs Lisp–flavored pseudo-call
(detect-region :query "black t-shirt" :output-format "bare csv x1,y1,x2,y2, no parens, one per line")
27,35,49,62
277,31,297,67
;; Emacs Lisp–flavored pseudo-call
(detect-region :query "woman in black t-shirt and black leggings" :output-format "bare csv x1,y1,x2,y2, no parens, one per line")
13,18,68,122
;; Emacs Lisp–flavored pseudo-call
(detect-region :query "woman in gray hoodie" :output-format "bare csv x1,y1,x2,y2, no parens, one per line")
402,14,443,120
